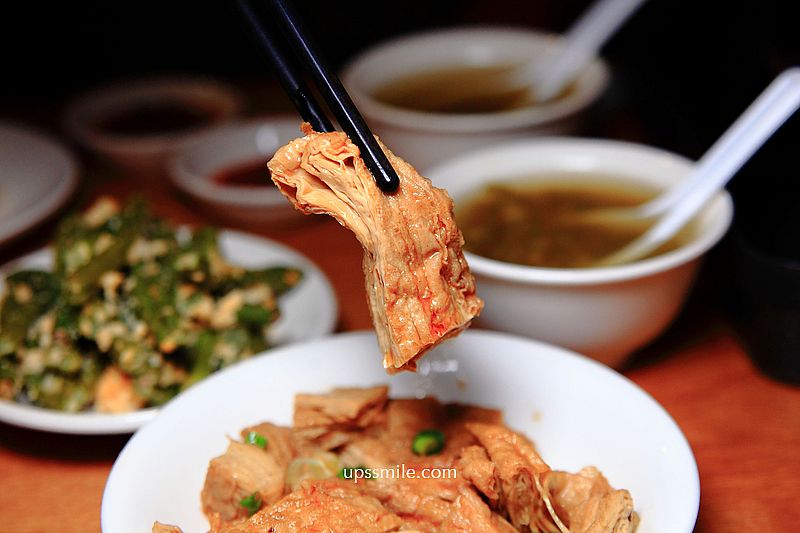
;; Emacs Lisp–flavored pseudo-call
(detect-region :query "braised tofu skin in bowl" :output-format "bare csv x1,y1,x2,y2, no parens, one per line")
155,386,637,533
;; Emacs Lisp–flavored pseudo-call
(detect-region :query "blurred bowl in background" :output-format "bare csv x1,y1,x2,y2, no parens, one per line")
0,122,79,246
342,27,609,171
64,76,241,177
169,117,305,227
427,138,733,367
726,222,800,384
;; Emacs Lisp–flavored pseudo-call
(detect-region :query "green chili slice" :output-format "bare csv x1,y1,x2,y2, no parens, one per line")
239,492,262,515
337,465,369,479
411,429,445,456
245,431,268,449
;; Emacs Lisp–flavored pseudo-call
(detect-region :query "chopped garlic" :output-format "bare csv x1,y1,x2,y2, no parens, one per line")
210,290,244,329
82,197,120,227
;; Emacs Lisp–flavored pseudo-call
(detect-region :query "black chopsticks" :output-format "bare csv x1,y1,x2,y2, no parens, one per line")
235,0,401,193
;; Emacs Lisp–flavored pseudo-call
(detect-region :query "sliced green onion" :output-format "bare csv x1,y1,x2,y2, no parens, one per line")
239,492,262,515
411,429,445,456
237,304,272,328
245,431,268,449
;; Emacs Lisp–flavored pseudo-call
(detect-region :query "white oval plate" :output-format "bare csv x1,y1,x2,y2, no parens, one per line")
0,123,79,246
0,230,337,434
102,330,699,533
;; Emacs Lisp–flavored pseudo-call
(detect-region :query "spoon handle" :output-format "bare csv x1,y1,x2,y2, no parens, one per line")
601,68,800,266
534,0,647,101
641,68,800,218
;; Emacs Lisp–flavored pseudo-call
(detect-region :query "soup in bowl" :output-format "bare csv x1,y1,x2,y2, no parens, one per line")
457,177,695,269
426,138,733,367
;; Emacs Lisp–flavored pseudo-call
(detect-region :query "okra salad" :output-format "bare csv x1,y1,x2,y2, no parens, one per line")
0,197,302,413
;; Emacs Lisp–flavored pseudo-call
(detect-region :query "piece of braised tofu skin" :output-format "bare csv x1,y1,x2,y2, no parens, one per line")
151,522,183,533
442,403,504,452
364,474,465,530
440,488,518,533
220,479,405,533
337,399,504,472
379,398,442,461
465,422,558,532
238,422,297,467
456,445,500,503
293,386,388,449
543,467,638,533
268,125,482,372
201,441,286,522
339,435,394,469
466,423,637,533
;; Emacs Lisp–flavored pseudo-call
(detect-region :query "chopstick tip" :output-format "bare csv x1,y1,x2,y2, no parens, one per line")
375,169,400,193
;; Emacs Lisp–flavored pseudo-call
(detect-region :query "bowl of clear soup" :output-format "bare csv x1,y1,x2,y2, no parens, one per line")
427,138,733,367
342,27,609,170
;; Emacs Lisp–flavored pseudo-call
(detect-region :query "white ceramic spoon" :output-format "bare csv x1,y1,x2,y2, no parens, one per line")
596,68,800,266
411,0,645,109
521,0,648,102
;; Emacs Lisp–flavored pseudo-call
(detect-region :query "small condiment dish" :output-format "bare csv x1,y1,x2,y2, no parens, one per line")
64,76,241,176
427,138,733,367
342,27,609,171
168,117,305,227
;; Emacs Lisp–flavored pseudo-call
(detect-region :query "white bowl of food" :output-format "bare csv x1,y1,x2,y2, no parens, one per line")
426,138,733,367
0,197,337,434
169,117,306,227
102,330,699,533
64,77,241,176
342,27,609,170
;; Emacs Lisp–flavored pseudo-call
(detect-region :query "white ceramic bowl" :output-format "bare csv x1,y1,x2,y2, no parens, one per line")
102,330,699,533
342,27,609,171
64,77,241,176
169,117,306,227
427,138,734,367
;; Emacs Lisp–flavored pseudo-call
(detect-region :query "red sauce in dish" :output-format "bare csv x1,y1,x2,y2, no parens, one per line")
211,159,272,188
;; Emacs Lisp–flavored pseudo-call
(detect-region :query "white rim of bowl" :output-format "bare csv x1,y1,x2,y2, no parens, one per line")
168,116,300,208
341,26,610,133
426,137,734,286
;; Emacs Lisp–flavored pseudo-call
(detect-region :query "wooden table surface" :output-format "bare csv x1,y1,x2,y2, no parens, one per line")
1,173,799,533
